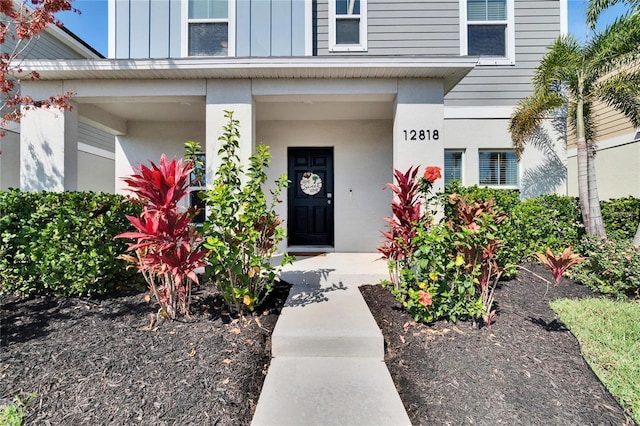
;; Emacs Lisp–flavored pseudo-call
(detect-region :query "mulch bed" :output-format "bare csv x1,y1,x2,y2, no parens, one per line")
361,262,637,426
0,281,290,425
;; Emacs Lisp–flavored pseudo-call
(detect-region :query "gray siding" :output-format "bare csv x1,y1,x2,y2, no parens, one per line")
236,0,307,57
316,0,460,56
113,0,306,58
3,29,87,59
78,122,115,154
445,0,561,107
114,0,181,59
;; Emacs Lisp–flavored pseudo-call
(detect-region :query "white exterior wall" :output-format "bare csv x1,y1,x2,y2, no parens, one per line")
567,141,640,200
77,151,115,193
0,131,21,190
444,117,567,197
258,119,392,253
114,121,205,194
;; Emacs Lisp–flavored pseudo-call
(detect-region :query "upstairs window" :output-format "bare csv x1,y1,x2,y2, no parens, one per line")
460,0,515,65
479,150,519,188
187,0,231,56
329,0,368,52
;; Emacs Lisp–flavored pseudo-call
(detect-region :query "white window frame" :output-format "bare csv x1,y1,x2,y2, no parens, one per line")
459,0,515,66
182,0,236,57
478,149,520,189
444,149,465,186
328,0,368,52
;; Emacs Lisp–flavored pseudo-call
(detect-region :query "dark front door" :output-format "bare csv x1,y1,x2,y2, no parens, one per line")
288,148,334,246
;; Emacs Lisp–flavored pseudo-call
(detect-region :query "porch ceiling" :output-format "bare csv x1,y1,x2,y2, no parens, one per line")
16,56,477,94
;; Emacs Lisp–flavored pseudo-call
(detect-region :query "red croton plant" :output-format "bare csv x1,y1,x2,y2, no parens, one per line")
117,154,206,320
378,165,441,289
535,247,584,285
1,0,76,137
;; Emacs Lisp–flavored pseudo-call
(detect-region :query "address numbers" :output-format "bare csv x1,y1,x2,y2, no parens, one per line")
403,129,440,141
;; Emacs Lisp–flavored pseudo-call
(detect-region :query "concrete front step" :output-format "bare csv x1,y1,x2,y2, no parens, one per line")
271,287,384,358
250,357,412,426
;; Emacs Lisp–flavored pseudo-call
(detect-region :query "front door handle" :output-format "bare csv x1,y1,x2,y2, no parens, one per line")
327,200,332,205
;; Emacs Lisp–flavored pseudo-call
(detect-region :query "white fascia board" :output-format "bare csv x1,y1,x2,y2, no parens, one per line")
78,142,116,160
560,0,568,35
444,105,515,119
567,131,640,157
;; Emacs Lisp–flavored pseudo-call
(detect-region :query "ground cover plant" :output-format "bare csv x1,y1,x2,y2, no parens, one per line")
551,297,640,423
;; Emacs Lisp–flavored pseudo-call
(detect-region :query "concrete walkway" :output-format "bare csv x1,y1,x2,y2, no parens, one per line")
251,253,411,426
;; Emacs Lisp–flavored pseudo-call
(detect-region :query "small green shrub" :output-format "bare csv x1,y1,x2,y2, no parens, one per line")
513,194,584,256
601,197,640,241
568,234,640,299
202,111,292,314
0,190,142,296
442,182,522,273
0,394,34,426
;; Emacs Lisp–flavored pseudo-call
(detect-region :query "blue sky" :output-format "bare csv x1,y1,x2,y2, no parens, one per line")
56,0,629,57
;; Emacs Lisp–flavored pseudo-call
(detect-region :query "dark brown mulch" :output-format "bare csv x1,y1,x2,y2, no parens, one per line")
361,262,637,426
0,281,290,425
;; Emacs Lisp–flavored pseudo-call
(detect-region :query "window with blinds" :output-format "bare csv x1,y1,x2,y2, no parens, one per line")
188,0,229,56
444,150,464,185
467,0,507,57
478,150,518,187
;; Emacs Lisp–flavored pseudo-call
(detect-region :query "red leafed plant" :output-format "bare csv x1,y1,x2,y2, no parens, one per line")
535,247,585,285
1,0,77,137
117,154,206,320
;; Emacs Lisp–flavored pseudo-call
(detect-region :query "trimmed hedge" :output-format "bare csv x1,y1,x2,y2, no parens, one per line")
601,197,640,241
0,190,143,296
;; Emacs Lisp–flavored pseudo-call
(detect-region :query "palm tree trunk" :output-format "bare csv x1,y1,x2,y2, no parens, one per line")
575,89,591,233
586,146,607,237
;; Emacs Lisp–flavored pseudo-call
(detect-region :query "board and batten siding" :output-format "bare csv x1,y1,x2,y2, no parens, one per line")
112,0,306,58
112,0,182,59
315,0,460,56
445,0,561,107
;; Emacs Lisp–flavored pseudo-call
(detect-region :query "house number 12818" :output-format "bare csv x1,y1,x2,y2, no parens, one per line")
403,129,440,141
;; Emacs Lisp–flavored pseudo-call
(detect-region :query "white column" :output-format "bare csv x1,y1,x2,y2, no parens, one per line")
205,79,254,185
20,81,78,191
393,79,445,193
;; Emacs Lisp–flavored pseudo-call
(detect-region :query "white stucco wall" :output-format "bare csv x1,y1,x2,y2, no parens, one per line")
258,119,393,253
444,117,567,197
114,121,205,194
77,151,116,193
567,141,640,200
0,131,21,190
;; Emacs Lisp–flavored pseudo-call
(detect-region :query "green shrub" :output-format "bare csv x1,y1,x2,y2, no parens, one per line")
568,234,640,299
442,182,522,273
601,197,640,241
513,194,584,257
0,190,142,296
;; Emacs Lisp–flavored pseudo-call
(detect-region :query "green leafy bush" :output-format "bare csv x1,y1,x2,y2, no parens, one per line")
442,182,522,273
513,194,584,256
601,197,640,241
0,190,142,296
382,170,507,325
202,111,292,314
568,235,640,299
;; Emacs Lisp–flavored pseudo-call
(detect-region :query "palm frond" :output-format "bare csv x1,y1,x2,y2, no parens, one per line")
533,35,583,92
595,72,640,128
509,90,565,159
585,0,639,28
586,13,640,78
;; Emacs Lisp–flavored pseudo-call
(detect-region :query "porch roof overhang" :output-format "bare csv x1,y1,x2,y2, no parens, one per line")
16,56,478,94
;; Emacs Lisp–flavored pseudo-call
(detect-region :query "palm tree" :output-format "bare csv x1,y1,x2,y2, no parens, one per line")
587,0,640,244
509,12,640,237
